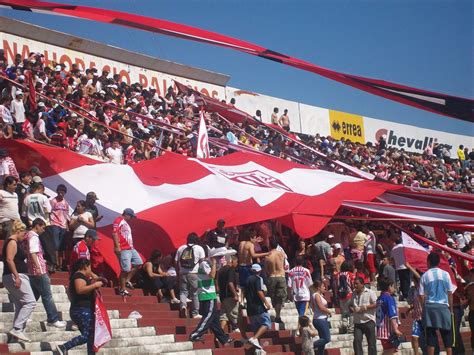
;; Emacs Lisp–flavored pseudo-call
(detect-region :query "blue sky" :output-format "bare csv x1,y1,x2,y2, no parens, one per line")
1,0,473,136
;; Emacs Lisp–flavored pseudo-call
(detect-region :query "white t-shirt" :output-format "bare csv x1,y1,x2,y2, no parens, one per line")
106,147,123,164
71,211,93,239
175,243,206,274
10,99,26,123
288,266,313,302
0,104,13,124
390,244,407,270
23,193,51,224
33,119,46,140
0,189,20,222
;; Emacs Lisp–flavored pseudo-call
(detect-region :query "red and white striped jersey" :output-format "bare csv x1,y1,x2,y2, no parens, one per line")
288,266,313,301
113,216,133,250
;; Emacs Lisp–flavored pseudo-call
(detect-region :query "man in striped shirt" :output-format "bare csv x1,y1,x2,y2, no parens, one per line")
288,255,313,316
24,218,66,328
419,252,455,355
188,250,233,345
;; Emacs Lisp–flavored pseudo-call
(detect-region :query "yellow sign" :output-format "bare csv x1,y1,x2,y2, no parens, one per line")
329,110,365,143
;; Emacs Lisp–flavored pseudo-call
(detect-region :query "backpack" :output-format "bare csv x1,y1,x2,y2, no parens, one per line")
179,244,196,269
337,273,351,299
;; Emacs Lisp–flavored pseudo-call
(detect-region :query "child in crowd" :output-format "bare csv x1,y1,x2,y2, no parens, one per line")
299,315,317,355
376,276,402,354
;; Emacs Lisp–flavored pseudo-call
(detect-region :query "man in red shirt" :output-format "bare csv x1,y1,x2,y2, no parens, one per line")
112,208,143,296
70,229,99,270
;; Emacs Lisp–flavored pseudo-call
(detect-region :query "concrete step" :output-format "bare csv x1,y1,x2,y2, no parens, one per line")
0,309,119,323
0,317,137,333
0,284,66,294
0,292,70,303
8,334,175,352
0,301,71,313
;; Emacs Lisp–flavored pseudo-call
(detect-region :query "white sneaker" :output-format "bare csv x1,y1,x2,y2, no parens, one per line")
71,324,79,331
9,329,31,342
248,337,262,349
186,298,192,303
47,320,67,328
170,298,180,304
192,314,203,319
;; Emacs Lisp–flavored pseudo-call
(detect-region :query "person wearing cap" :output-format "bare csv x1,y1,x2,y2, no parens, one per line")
112,208,143,297
10,89,25,135
84,191,103,224
70,229,100,275
206,219,229,248
244,263,271,349
188,247,234,345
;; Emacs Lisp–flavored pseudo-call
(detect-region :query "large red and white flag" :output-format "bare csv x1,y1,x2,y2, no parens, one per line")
3,139,402,276
196,111,210,159
401,232,457,290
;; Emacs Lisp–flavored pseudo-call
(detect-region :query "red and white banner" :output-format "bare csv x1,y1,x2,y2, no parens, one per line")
3,139,402,275
196,111,210,159
401,232,457,290
93,291,112,352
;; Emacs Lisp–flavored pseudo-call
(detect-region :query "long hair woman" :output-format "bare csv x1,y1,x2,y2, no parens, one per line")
2,220,36,342
311,280,332,355
56,258,103,354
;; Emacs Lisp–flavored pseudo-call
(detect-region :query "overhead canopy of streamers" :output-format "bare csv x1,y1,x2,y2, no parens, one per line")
1,0,473,122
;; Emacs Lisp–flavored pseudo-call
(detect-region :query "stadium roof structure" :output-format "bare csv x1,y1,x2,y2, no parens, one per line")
0,16,230,87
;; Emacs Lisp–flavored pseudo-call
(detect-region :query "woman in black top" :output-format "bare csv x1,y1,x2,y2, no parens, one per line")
142,250,178,303
2,220,36,343
56,259,102,355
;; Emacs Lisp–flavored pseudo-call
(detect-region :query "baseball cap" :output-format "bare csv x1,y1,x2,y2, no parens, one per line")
86,191,99,200
55,65,61,71
32,176,42,183
251,264,262,272
123,208,136,218
328,234,335,239
29,166,42,175
85,229,99,240
447,238,455,244
333,243,342,250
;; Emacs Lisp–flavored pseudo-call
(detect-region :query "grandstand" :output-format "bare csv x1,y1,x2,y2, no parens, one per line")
0,13,472,355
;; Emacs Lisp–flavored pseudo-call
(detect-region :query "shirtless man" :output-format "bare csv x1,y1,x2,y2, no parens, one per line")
238,230,269,304
270,107,279,125
278,109,290,132
264,237,287,323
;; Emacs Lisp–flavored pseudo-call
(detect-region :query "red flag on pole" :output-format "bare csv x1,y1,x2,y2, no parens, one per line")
196,110,210,159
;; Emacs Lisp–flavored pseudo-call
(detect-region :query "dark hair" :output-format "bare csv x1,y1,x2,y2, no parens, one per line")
340,261,354,273
427,252,440,267
3,175,17,189
295,255,305,266
76,200,86,208
56,184,67,193
150,250,162,261
298,315,310,328
378,276,394,292
313,280,323,289
269,236,279,250
31,218,46,228
70,258,91,278
354,276,365,285
19,171,31,180
187,232,199,244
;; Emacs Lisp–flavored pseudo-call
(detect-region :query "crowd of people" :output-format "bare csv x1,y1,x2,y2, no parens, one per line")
0,50,472,194
1,50,474,355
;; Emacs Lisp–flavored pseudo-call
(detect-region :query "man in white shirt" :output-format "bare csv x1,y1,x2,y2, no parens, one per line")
106,140,123,164
288,255,313,316
22,182,51,226
175,232,206,319
10,90,25,133
391,238,410,301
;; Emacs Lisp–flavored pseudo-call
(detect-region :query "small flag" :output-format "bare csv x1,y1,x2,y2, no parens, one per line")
196,110,210,159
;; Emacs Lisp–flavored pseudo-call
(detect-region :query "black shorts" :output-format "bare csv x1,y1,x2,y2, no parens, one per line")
425,327,452,348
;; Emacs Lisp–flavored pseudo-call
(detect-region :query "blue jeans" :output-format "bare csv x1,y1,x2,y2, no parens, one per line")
29,273,59,323
64,306,95,354
313,318,331,355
